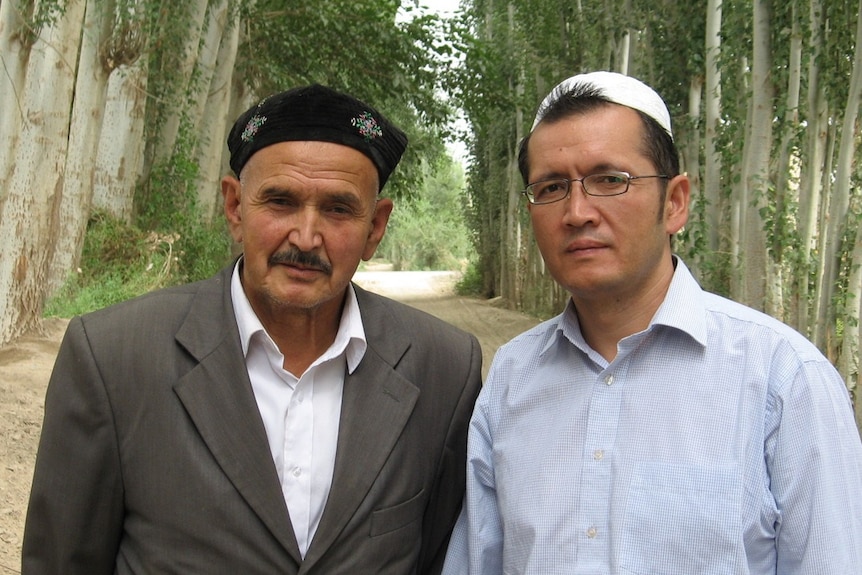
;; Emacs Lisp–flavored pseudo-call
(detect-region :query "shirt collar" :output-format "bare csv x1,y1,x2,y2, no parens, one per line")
648,256,708,347
546,256,708,357
230,260,368,374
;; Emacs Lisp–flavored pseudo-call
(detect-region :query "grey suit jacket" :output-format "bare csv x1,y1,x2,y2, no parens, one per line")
22,265,482,574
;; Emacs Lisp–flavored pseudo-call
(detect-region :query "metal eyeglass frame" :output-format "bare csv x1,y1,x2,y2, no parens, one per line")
522,171,669,205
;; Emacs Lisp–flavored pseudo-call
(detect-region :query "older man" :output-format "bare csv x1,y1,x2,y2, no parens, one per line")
24,85,482,574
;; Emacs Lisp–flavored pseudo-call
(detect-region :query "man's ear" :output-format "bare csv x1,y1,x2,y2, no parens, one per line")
222,175,243,244
664,174,690,235
362,198,394,261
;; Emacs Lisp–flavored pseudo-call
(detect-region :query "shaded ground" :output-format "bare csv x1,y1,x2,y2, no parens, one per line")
0,271,541,573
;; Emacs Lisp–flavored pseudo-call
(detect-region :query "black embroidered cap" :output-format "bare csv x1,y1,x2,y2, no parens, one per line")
227,85,408,190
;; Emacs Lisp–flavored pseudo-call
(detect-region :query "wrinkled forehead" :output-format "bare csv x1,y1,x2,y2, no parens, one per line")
238,140,381,198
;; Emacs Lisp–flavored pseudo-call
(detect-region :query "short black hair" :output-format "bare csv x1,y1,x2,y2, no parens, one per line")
517,83,680,186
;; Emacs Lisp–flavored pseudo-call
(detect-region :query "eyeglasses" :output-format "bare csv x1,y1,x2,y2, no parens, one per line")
522,171,669,205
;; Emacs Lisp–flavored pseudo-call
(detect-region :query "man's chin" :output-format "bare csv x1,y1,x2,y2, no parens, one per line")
557,271,619,298
264,284,346,313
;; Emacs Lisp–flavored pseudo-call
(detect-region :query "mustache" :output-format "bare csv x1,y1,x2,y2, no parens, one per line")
269,249,332,274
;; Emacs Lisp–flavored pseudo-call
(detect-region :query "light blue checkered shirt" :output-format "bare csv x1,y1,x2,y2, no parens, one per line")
443,258,862,574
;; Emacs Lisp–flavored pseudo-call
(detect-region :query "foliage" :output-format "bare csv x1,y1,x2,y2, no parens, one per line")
41,0,462,319
129,0,459,281
446,0,862,398
234,0,454,200
47,104,231,317
136,113,233,284
376,156,473,271
4,0,859,424
455,261,484,295
45,212,180,316
138,0,209,175
17,0,66,45
833,182,862,326
46,204,230,318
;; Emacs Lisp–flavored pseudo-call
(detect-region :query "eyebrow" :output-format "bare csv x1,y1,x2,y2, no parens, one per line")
251,186,297,205
258,185,292,198
588,162,623,173
532,162,623,181
258,186,364,208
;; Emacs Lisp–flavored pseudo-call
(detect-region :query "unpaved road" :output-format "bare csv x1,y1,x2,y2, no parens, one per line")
353,270,542,375
0,270,541,573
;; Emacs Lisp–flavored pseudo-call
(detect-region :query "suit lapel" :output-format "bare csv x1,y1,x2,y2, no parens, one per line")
172,267,303,564
301,286,419,571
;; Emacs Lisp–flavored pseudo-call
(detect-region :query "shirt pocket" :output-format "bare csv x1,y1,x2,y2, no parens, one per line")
620,462,741,575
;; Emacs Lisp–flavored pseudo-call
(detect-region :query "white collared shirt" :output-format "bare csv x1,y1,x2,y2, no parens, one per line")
231,263,367,557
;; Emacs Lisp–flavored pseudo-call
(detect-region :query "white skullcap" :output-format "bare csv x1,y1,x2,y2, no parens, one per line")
531,71,673,139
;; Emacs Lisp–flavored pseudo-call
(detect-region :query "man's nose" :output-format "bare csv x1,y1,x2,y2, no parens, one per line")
561,182,599,227
287,208,324,250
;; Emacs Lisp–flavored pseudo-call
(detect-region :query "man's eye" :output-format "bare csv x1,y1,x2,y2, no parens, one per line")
265,195,295,207
593,174,627,185
325,203,357,216
535,182,564,197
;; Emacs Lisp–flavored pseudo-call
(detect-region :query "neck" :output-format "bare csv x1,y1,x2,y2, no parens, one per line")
258,295,345,376
572,261,675,362
572,301,657,362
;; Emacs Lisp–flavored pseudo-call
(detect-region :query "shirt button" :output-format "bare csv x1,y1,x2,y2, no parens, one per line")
292,466,302,477
586,527,598,538
604,374,614,386
593,449,604,461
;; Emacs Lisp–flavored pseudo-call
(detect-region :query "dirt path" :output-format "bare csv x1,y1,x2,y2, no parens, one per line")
0,271,541,573
0,318,69,574
352,270,542,375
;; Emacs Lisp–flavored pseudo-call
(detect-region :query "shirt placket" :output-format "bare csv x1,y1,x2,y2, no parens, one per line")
575,359,628,573
283,370,314,556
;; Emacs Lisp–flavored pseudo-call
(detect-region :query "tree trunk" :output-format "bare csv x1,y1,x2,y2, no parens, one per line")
0,0,32,192
0,0,86,345
193,0,240,221
835,0,862,387
502,1,523,305
738,0,773,310
729,56,749,301
46,0,115,296
703,0,722,256
92,61,149,221
149,0,211,169
813,123,836,353
681,75,703,278
842,227,862,402
796,0,827,338
186,0,229,132
769,2,802,323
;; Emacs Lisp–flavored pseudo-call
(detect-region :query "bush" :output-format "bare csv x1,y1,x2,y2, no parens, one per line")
455,261,483,296
45,211,231,317
376,156,473,271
